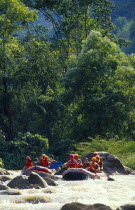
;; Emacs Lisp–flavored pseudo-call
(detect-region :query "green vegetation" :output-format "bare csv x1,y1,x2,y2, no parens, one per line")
0,158,4,168
74,138,135,169
0,132,48,169
112,0,135,54
0,0,135,169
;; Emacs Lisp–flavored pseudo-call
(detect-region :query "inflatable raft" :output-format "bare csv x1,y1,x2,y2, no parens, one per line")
24,166,53,175
62,168,106,180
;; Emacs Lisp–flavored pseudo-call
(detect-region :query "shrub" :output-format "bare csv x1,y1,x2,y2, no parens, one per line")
74,137,135,169
0,132,49,170
0,158,4,168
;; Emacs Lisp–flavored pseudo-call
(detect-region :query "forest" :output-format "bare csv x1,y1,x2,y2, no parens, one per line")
0,0,135,169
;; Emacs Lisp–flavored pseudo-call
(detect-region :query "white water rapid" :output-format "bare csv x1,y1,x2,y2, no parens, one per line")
0,171,135,210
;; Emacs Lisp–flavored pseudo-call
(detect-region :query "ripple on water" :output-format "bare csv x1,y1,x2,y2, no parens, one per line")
14,195,51,204
0,174,135,210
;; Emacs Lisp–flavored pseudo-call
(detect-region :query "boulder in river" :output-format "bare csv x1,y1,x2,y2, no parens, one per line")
0,175,12,182
28,172,48,188
7,173,48,189
82,152,128,175
43,177,58,186
0,189,21,195
0,168,11,175
7,175,30,189
0,183,10,190
26,170,61,180
116,204,135,210
60,202,112,210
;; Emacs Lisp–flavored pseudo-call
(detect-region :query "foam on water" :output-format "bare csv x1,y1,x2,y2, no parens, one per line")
0,174,135,210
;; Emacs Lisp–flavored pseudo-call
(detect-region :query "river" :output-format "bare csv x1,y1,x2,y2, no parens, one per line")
0,171,135,210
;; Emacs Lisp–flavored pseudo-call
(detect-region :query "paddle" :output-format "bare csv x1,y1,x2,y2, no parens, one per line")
49,161,63,169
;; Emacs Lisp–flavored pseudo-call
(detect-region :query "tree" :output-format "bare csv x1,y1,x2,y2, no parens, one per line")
22,0,114,69
61,30,135,140
0,0,37,141
16,37,61,144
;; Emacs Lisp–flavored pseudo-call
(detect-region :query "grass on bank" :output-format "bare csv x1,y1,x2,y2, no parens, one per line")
0,158,4,167
74,137,135,170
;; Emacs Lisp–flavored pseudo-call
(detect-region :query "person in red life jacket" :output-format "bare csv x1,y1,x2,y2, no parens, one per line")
74,153,83,168
95,155,103,171
39,154,44,166
42,156,50,167
92,152,103,171
21,156,33,174
86,157,100,173
83,152,98,168
66,154,77,168
84,158,90,167
25,156,33,169
39,154,49,167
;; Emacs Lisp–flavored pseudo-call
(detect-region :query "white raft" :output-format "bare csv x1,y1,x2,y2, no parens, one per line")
62,168,107,180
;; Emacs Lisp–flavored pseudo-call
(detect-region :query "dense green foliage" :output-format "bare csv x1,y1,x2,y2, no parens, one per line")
0,0,135,169
0,132,48,169
112,0,135,54
74,138,135,169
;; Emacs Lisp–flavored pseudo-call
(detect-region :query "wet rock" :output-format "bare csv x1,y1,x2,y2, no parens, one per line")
0,175,12,182
124,166,135,175
60,202,112,210
7,173,48,189
106,175,115,181
116,204,135,210
27,171,61,180
0,189,21,195
0,168,11,175
43,177,58,186
28,172,48,188
0,183,10,190
54,167,66,175
7,175,30,189
82,152,128,175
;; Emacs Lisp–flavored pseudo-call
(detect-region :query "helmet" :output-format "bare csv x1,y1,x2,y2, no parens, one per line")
93,152,98,155
74,154,79,157
69,154,74,158
91,157,97,162
42,154,46,157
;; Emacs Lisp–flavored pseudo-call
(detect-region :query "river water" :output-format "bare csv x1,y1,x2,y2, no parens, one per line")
0,171,135,210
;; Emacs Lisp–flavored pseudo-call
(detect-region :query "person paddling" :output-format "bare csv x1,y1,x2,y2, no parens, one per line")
91,152,103,172
21,156,33,174
25,156,33,168
74,154,83,168
66,154,77,168
86,157,100,173
84,158,90,167
21,156,33,175
95,155,103,171
39,154,55,168
39,154,50,167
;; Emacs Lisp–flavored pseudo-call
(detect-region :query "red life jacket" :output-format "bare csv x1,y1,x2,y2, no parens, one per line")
76,159,83,168
67,159,77,168
86,162,100,173
26,160,33,168
42,159,49,167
